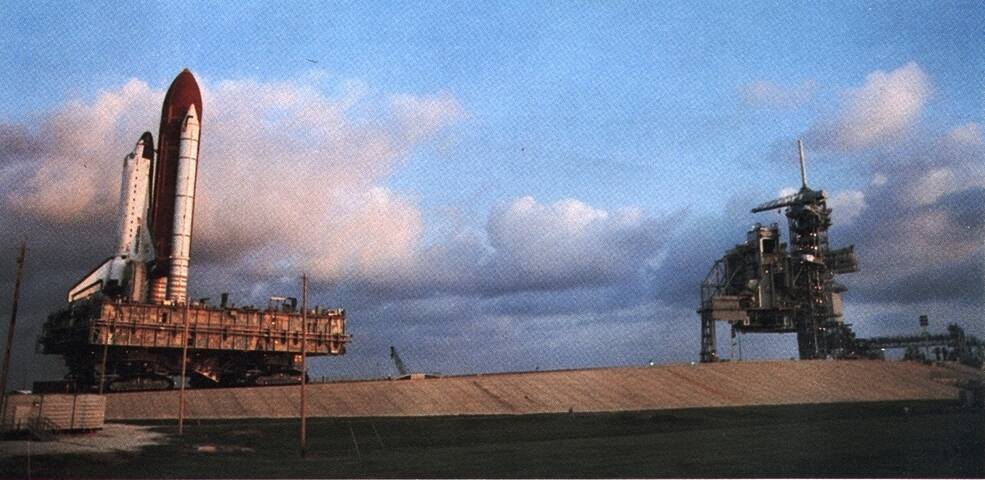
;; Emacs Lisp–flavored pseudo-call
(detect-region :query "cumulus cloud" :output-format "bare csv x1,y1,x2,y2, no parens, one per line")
902,167,958,207
0,73,677,312
349,196,679,300
4,79,159,222
947,122,983,146
828,190,866,225
0,74,464,290
832,128,985,305
0,73,685,382
481,197,667,292
739,79,816,109
193,77,463,282
808,62,931,151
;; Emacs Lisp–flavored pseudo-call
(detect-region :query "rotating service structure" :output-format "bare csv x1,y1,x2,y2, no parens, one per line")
36,70,349,392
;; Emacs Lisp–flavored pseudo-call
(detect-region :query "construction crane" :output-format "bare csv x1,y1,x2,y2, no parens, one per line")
389,346,408,377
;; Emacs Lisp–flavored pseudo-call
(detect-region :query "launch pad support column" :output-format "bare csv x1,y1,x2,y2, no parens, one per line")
700,310,717,363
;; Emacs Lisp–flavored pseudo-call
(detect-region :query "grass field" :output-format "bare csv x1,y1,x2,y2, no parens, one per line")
2,400,982,478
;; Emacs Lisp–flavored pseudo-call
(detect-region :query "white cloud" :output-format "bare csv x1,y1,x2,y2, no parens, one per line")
777,186,799,197
808,62,931,151
484,197,661,289
5,79,159,222
0,75,678,304
903,167,957,207
739,79,816,109
369,196,676,297
827,190,865,224
0,74,463,286
191,77,461,281
946,122,983,146
835,129,985,295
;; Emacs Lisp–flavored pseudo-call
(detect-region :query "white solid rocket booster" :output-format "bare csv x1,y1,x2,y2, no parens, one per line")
166,105,200,304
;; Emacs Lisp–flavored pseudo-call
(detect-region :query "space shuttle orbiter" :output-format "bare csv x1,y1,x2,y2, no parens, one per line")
68,133,157,302
68,69,203,305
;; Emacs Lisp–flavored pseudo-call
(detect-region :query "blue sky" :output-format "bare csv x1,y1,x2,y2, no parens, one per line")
1,2,983,383
5,1,982,215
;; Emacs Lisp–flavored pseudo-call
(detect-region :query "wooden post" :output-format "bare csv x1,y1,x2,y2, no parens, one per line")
0,241,26,420
300,273,308,458
69,395,77,430
178,300,191,434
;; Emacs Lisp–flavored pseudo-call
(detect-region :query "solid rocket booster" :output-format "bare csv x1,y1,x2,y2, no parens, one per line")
149,69,203,304
166,105,200,304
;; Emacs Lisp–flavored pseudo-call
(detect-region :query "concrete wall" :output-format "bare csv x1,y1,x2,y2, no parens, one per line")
104,360,979,420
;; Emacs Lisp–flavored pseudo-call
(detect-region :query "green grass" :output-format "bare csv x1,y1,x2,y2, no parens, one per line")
3,401,982,478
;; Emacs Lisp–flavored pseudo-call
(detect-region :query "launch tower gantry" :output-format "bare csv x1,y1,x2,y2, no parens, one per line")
698,140,859,362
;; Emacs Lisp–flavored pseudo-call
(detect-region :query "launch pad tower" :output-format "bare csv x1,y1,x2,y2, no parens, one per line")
698,141,859,362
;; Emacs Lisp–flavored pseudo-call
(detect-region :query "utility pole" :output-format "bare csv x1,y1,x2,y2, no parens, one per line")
98,337,109,395
178,299,191,434
300,273,308,458
0,241,26,420
98,305,119,395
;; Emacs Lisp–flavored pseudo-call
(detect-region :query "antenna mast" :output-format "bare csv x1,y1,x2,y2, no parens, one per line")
797,139,808,190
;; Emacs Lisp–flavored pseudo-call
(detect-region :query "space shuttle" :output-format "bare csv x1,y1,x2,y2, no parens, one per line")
68,133,156,302
69,69,203,305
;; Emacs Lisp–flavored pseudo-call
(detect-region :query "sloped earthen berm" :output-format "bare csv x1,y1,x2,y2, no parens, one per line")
104,360,982,420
